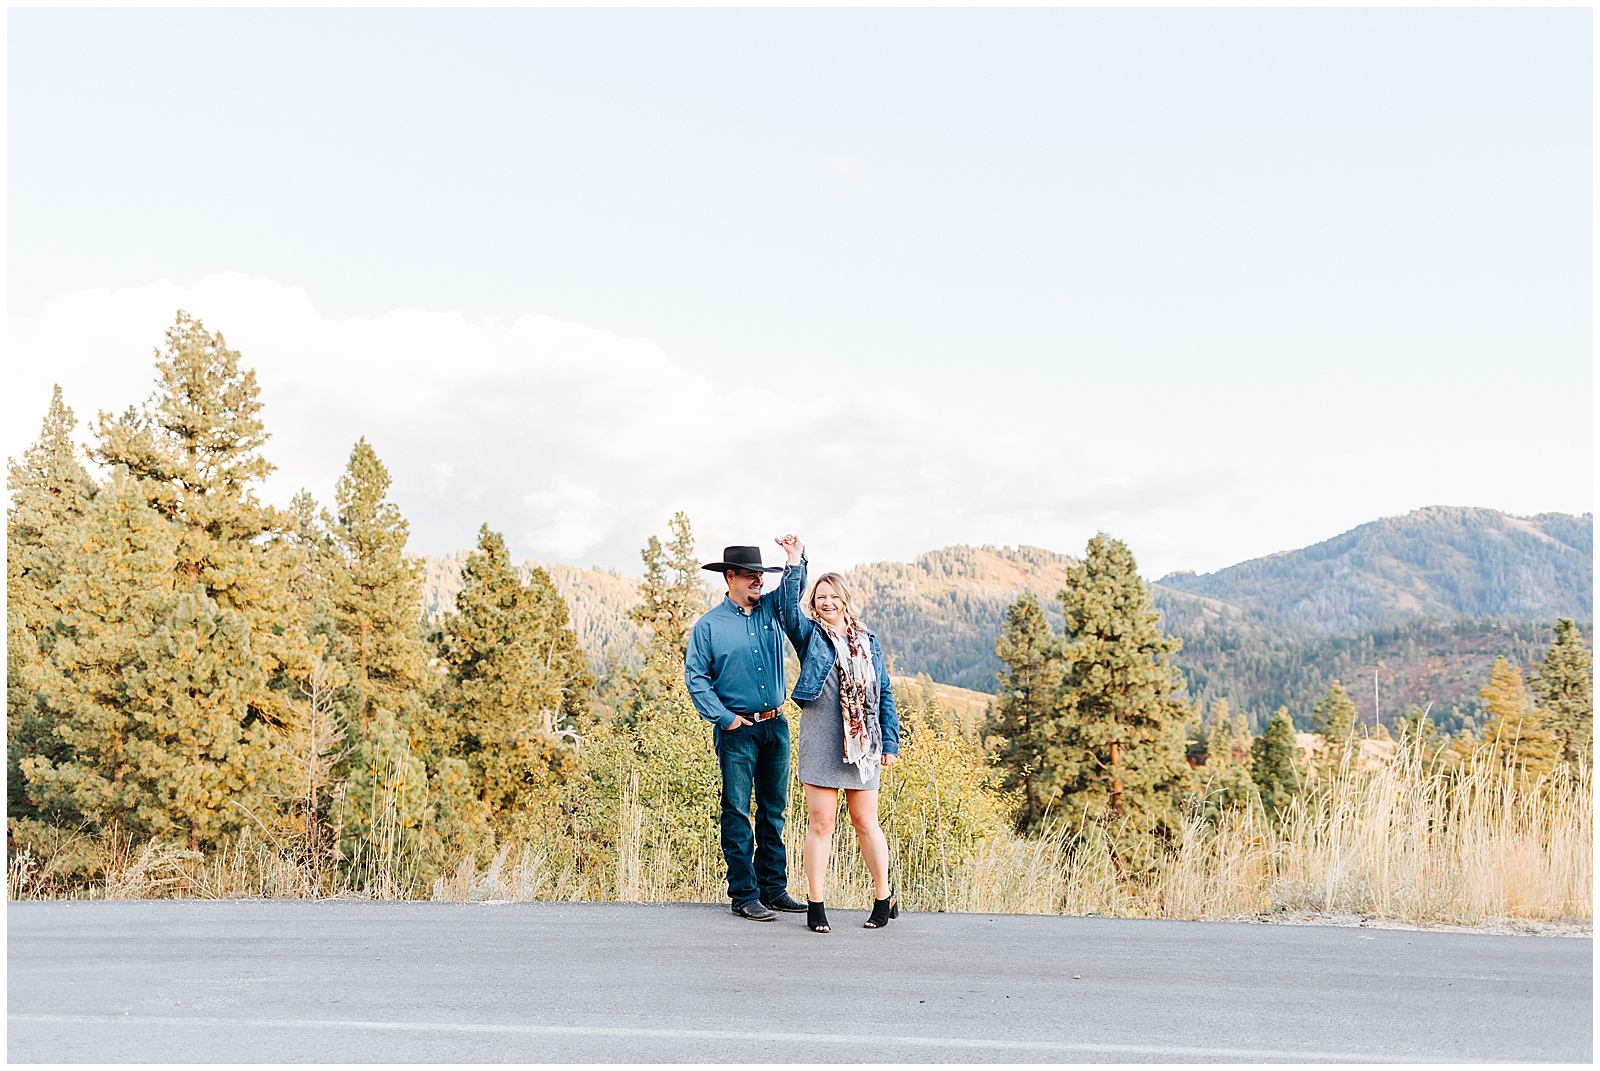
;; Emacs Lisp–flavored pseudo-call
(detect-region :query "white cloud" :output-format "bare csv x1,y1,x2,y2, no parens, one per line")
8,273,1229,576
810,157,878,202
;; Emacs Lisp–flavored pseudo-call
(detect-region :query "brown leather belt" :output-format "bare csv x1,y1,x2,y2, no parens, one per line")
749,708,784,722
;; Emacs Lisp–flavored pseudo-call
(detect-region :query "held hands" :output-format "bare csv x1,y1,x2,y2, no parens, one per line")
774,534,804,565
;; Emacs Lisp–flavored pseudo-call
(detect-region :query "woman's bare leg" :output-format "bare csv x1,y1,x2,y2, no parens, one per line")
803,784,839,907
845,788,890,899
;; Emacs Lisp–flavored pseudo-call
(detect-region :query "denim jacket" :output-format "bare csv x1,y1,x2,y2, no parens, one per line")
778,562,900,756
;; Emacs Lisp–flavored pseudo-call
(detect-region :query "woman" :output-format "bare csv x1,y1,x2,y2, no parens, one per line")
777,546,900,933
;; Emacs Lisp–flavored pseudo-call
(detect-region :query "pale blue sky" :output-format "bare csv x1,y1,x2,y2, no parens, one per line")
8,9,1593,576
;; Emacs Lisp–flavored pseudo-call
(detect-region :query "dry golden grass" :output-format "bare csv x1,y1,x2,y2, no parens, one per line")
772,728,1591,925
10,697,1590,930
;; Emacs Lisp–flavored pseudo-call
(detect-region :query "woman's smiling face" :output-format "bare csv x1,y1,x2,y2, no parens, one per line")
812,579,845,625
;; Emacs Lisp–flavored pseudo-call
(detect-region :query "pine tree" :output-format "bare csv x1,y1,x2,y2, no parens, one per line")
603,512,712,730
1530,619,1593,766
1205,698,1234,769
1050,534,1194,870
1199,697,1256,817
316,440,451,878
628,511,706,665
92,312,316,723
326,439,432,727
1249,707,1300,819
438,526,591,839
1311,682,1358,762
8,385,98,629
8,386,99,822
1479,656,1558,778
20,473,279,850
990,594,1065,832
20,314,313,851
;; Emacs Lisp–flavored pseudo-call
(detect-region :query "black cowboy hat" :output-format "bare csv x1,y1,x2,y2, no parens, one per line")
702,546,784,574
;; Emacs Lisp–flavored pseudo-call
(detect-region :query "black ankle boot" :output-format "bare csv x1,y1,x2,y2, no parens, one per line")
864,889,897,929
807,900,830,932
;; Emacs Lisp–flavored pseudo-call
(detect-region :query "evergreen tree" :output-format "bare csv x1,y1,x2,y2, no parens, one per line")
326,439,432,726
1479,656,1558,778
286,489,338,629
990,594,1065,832
92,312,316,724
602,512,712,730
317,440,449,877
8,386,98,821
8,385,98,629
1049,534,1194,870
1205,698,1235,768
18,318,313,851
628,511,706,665
20,473,279,850
1199,696,1256,817
438,526,591,840
1249,707,1300,819
1530,619,1593,765
1311,682,1358,761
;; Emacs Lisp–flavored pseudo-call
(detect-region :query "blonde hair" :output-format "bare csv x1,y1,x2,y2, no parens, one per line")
804,571,863,634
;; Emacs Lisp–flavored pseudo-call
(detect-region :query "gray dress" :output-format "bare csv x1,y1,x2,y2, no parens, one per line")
797,667,881,791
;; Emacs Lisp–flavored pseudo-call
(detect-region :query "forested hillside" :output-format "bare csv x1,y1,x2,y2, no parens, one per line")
1167,613,1588,736
1149,507,1593,733
420,511,1593,735
1155,507,1591,632
844,545,1076,691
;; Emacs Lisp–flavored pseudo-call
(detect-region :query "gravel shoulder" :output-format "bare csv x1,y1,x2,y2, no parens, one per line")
1216,910,1592,938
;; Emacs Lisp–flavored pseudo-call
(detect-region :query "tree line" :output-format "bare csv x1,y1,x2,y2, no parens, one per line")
990,537,1592,870
8,311,1593,895
8,314,594,889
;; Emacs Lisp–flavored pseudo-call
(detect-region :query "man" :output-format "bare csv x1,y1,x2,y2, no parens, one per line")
686,535,808,921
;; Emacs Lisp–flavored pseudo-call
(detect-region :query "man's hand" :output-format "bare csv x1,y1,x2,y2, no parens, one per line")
881,754,899,767
725,714,754,731
775,534,804,565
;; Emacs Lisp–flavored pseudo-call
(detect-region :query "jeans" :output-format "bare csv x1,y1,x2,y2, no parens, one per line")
713,716,790,906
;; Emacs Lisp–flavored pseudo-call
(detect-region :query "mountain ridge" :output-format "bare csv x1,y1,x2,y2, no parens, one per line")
416,506,1591,730
1154,506,1591,633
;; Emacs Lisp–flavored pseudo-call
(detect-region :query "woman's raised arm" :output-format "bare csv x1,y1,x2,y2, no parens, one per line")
775,538,812,650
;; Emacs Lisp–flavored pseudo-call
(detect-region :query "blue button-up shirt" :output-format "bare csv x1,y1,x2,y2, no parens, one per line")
685,559,806,729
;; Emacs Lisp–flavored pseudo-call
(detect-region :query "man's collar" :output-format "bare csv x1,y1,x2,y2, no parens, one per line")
722,594,755,616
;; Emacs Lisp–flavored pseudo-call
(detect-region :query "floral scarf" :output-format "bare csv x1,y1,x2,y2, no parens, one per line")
825,625,881,783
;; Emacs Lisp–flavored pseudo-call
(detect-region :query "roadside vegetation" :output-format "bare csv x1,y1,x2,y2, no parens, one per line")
8,313,1592,931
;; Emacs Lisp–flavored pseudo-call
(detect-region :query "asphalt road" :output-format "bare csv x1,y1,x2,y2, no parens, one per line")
8,900,1592,1063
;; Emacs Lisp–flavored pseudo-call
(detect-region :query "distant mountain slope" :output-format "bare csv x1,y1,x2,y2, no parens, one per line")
1171,615,1589,737
413,507,1591,729
846,545,1077,692
1155,507,1592,633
